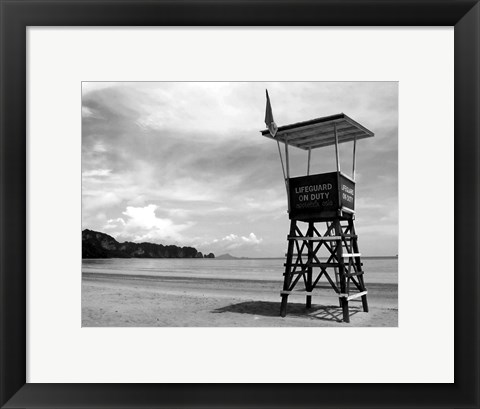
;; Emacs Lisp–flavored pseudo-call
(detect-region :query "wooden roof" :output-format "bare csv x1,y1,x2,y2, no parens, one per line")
261,113,374,150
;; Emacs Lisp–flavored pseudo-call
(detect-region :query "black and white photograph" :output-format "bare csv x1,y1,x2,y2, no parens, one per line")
82,81,398,327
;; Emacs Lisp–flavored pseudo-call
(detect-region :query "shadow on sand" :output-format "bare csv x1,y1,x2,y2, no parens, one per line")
212,301,362,323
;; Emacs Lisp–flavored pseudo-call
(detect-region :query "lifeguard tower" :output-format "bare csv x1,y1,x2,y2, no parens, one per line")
261,112,374,323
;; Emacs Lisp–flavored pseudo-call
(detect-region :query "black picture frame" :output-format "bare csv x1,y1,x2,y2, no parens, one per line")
1,1,479,408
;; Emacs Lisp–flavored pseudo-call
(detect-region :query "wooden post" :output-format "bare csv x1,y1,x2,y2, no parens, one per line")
307,147,311,176
334,219,349,323
306,221,313,308
280,219,297,317
328,221,341,307
352,134,357,181
349,219,368,312
334,122,341,173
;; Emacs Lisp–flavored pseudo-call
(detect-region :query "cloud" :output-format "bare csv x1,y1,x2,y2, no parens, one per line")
82,169,111,177
92,142,107,153
82,106,96,118
83,191,122,212
103,204,194,244
105,217,126,226
209,232,263,252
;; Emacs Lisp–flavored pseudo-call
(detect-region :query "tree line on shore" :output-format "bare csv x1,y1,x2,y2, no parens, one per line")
82,229,215,259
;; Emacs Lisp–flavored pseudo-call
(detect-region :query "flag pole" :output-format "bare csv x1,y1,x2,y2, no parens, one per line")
265,89,289,208
284,134,291,213
276,139,286,181
276,139,290,205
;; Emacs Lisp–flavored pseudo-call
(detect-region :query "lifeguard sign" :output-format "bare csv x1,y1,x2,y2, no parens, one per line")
261,112,374,323
289,171,355,220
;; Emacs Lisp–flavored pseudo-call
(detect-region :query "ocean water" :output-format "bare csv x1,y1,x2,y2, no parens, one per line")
82,257,398,285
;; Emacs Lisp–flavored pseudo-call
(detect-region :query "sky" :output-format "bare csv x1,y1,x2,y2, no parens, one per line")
82,82,398,257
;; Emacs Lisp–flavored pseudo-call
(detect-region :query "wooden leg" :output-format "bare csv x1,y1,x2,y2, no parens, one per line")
361,294,369,312
306,295,312,308
306,221,313,309
334,219,350,323
341,298,350,323
350,218,369,314
280,219,297,318
359,275,369,312
280,295,288,317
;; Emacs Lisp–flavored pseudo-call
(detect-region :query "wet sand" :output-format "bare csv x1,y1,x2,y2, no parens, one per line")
82,272,398,327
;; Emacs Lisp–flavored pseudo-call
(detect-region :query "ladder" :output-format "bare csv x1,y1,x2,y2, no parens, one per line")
280,217,369,323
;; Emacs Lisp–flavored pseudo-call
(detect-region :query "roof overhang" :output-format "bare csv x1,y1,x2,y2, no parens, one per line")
261,113,374,150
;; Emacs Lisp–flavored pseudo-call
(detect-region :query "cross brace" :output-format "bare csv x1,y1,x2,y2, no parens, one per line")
280,217,369,323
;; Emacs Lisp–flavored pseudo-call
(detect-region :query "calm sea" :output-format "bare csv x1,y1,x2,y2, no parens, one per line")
82,257,398,285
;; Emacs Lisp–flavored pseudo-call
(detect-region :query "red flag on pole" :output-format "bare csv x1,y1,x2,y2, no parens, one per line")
265,89,278,137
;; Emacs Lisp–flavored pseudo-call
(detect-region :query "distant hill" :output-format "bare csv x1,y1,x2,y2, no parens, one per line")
82,229,214,259
215,253,284,260
216,253,239,260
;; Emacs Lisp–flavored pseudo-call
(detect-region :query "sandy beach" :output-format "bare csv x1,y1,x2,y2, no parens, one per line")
82,272,398,327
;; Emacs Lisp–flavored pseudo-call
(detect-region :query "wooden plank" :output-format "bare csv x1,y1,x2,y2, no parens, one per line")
346,271,364,277
341,206,355,214
272,118,368,143
293,127,363,147
296,131,368,150
261,113,374,151
288,235,342,241
339,291,368,300
284,262,342,268
281,123,356,144
306,262,341,268
263,127,370,150
343,253,361,258
266,114,346,136
347,291,368,301
286,250,339,258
